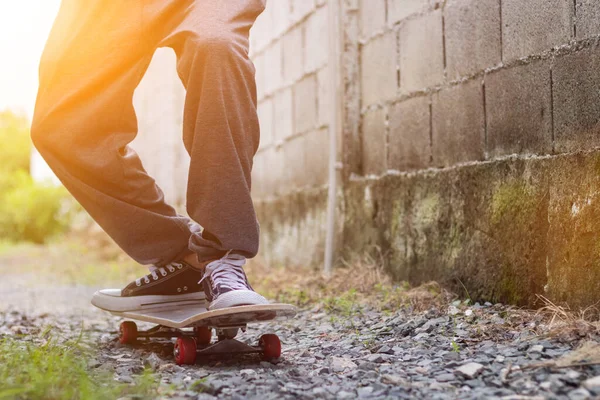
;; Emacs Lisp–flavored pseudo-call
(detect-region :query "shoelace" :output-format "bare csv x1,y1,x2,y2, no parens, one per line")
199,255,248,291
135,262,183,286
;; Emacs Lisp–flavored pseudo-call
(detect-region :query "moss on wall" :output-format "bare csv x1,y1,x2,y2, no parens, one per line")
257,151,600,309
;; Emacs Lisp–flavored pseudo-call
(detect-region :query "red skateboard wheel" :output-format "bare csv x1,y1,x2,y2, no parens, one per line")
194,326,212,346
259,334,281,360
174,337,197,365
119,321,138,344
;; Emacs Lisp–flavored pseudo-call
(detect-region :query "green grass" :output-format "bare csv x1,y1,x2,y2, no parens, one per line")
451,340,460,353
0,334,158,400
323,289,362,317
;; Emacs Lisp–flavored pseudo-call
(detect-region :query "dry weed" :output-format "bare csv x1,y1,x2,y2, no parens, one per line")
534,295,600,341
245,254,455,311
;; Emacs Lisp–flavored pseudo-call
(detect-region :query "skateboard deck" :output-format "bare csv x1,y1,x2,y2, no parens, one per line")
103,303,297,365
111,303,296,329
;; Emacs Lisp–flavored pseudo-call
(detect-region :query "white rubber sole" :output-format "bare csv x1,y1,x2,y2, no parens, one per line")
209,290,269,310
91,289,207,312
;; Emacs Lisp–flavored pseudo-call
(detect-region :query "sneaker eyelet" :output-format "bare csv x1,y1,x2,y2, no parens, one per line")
144,278,150,284
184,286,188,291
161,271,167,276
177,288,182,293
177,264,182,269
168,267,175,272
136,282,141,287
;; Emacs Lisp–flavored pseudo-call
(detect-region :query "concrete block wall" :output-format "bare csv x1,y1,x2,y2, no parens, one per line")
249,0,600,308
357,0,600,176
250,0,331,200
343,0,600,307
131,49,188,207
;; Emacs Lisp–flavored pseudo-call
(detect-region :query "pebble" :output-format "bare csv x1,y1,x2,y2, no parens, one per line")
568,388,592,400
366,354,385,363
448,306,460,316
240,369,257,379
144,353,163,370
357,386,374,397
455,362,485,379
436,373,456,382
381,374,404,385
583,375,600,394
528,345,544,353
330,357,358,372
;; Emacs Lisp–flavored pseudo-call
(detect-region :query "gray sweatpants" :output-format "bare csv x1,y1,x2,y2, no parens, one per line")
31,0,266,266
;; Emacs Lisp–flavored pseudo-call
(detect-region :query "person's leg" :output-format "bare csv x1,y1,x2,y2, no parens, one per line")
31,0,193,268
147,0,265,263
33,1,207,312
141,0,268,309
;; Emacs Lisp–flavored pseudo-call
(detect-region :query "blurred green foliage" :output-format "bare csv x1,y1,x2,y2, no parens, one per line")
0,110,72,243
0,110,31,173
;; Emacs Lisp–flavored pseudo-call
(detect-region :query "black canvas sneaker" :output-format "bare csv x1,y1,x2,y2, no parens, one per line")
91,261,206,312
200,253,268,310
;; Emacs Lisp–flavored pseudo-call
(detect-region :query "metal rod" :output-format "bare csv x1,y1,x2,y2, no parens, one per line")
324,0,342,277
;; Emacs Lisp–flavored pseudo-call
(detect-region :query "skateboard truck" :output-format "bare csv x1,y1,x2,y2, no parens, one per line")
119,321,282,365
107,304,295,365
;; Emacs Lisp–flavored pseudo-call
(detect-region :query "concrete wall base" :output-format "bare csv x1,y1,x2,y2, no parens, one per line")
258,150,600,309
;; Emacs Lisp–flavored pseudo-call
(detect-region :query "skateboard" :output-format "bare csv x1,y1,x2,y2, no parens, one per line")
106,302,296,365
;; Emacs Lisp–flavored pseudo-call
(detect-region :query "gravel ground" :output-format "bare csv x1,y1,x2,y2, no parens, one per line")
2,249,600,399
3,291,600,399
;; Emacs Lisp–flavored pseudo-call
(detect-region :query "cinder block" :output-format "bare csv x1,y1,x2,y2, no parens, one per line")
304,128,330,187
432,79,485,166
485,61,552,156
553,47,600,152
388,96,431,171
273,88,294,142
258,98,274,149
250,150,265,198
294,75,318,134
576,0,600,38
267,147,287,196
292,0,316,22
445,0,501,79
270,0,293,37
253,146,287,198
361,31,398,106
387,0,429,25
264,40,283,95
399,10,444,92
283,135,307,191
304,7,329,74
252,52,266,101
362,108,387,175
359,0,387,38
317,66,331,127
283,27,304,85
250,5,273,54
502,0,573,61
